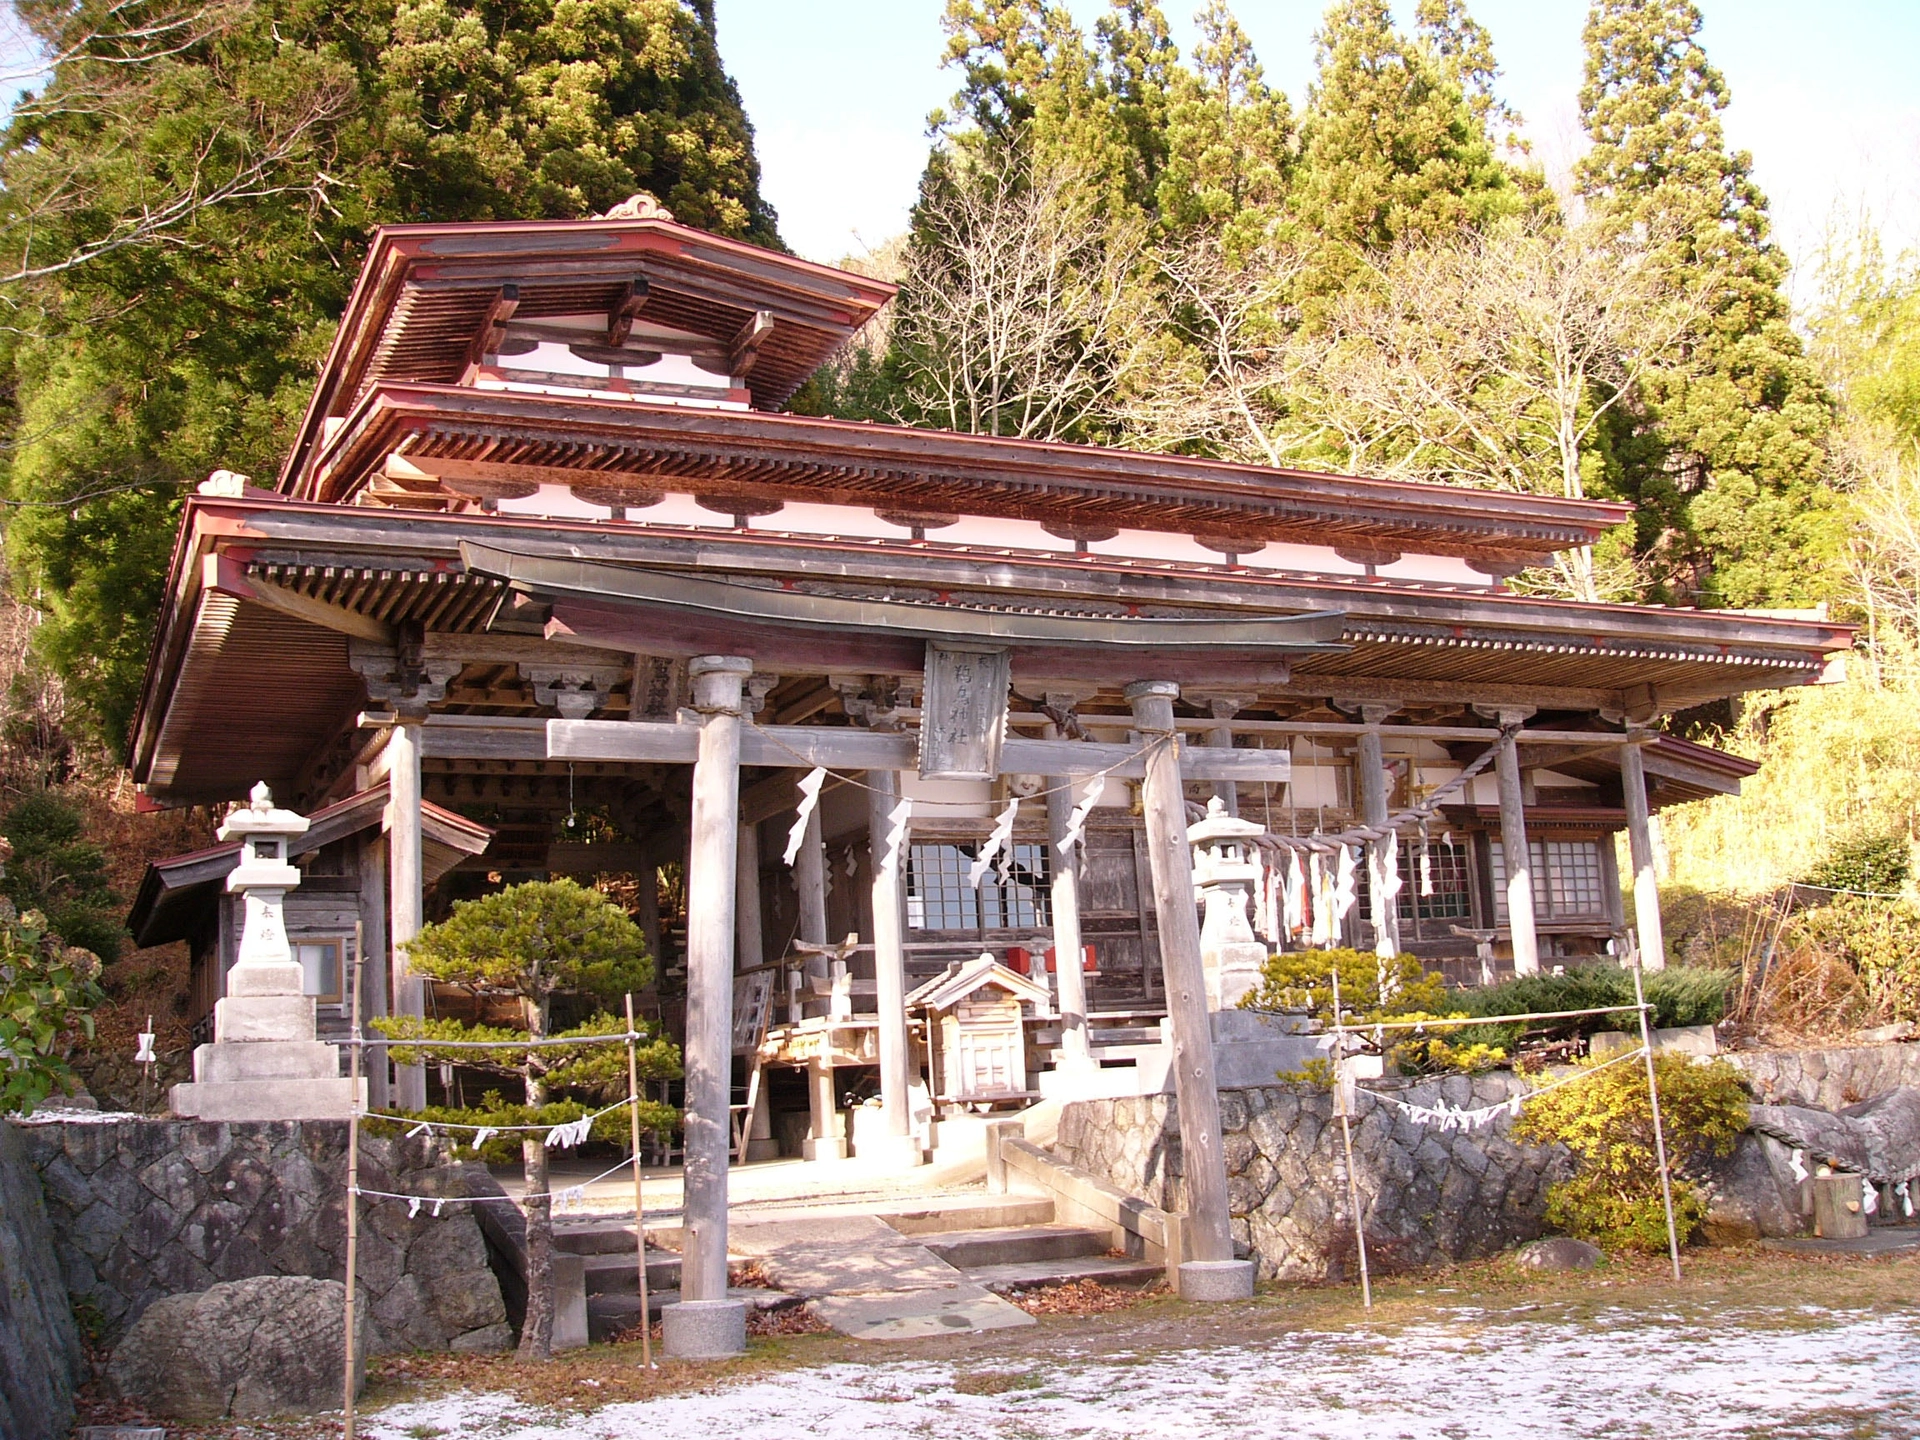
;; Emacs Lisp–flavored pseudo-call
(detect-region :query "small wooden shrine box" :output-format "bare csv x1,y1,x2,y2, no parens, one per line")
907,953,1053,1106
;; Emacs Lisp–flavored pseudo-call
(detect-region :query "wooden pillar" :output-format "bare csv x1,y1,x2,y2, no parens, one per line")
867,769,919,1166
356,832,391,1111
635,862,662,971
1207,716,1238,815
1495,721,1541,976
1357,719,1400,958
1045,731,1092,1071
387,719,426,1111
735,822,764,971
795,806,828,947
676,655,752,1341
1124,680,1249,1298
804,1057,843,1162
1621,736,1667,971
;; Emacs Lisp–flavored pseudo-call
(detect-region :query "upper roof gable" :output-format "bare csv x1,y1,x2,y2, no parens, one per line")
279,213,896,496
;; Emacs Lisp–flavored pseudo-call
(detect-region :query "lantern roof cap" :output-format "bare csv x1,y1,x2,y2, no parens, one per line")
1187,795,1264,846
216,781,312,842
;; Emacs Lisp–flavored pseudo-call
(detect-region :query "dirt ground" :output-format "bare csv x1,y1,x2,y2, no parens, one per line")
73,1243,1920,1438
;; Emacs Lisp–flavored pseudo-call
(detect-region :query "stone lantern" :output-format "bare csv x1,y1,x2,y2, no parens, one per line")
1187,795,1268,1011
172,783,362,1121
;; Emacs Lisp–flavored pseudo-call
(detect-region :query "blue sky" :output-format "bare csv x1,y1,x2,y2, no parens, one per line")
716,0,1920,289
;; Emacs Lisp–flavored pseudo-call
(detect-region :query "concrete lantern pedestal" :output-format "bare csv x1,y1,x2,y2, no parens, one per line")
171,783,362,1121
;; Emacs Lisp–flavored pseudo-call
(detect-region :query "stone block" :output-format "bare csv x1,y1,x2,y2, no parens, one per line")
552,1252,589,1351
211,995,317,1043
195,1041,340,1084
1513,1237,1600,1271
223,962,306,998
170,1076,361,1122
662,1298,747,1357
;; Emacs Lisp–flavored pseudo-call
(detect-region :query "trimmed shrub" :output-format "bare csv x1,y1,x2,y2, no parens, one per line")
1514,1053,1748,1251
1802,831,1911,896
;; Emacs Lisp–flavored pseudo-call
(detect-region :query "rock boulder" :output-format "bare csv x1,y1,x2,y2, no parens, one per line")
107,1275,365,1420
1512,1237,1602,1272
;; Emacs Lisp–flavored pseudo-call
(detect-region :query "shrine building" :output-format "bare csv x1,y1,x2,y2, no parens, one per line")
126,201,1851,1343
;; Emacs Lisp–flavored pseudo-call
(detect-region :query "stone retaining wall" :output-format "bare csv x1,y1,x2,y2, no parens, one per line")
0,1116,84,1440
1728,1043,1920,1110
8,1116,510,1353
1056,1077,1570,1281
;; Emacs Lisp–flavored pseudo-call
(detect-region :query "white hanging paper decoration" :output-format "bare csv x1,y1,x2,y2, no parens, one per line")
1900,1180,1913,1217
1284,851,1306,936
134,1030,156,1064
1054,775,1105,859
842,846,858,879
432,1199,445,1218
407,1196,422,1219
1309,851,1331,946
1381,834,1404,907
1864,1181,1880,1216
407,1122,431,1139
1333,845,1358,923
782,767,828,867
1788,1149,1810,1183
558,1185,587,1211
1418,828,1434,898
544,1116,594,1149
880,798,913,878
969,798,1019,888
472,1128,496,1150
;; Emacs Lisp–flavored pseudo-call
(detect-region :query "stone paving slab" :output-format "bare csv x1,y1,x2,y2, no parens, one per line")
726,1214,916,1255
757,1242,968,1296
807,1284,1035,1341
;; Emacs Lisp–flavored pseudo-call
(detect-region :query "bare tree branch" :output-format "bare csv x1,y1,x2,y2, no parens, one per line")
894,151,1147,441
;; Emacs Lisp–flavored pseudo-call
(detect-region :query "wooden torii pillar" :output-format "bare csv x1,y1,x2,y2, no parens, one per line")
665,655,752,1359
1125,681,1255,1302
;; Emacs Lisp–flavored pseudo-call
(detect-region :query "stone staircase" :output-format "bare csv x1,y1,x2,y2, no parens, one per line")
553,1192,1161,1342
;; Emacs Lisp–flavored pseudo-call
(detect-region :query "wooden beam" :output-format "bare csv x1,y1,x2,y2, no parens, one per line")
547,718,1293,782
466,283,521,368
202,554,394,643
729,310,774,377
607,275,650,347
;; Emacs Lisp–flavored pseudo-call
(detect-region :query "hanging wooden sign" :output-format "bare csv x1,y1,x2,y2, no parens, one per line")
919,643,1012,780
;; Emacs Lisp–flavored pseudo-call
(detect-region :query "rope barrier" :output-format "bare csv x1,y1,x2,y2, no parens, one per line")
361,1095,637,1134
343,1030,647,1050
757,727,1167,804
1353,1042,1652,1131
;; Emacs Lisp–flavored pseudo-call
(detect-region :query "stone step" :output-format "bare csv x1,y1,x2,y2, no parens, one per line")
962,1253,1165,1293
877,1195,1054,1236
553,1222,650,1256
921,1224,1109,1269
581,1250,682,1294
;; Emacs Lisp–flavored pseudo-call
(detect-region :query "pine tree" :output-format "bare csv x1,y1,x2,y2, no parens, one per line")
1575,0,1836,606
1156,0,1294,237
1292,0,1524,279
0,0,780,750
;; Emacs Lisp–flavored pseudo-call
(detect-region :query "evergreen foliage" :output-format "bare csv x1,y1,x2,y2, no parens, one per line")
1574,0,1837,606
0,0,778,748
0,791,124,964
1514,1052,1747,1251
0,900,106,1114
1244,946,1507,1074
374,878,676,1359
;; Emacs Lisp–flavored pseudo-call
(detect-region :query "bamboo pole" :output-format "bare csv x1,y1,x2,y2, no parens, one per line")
343,921,364,1438
1331,967,1372,1308
1631,950,1684,1282
624,993,654,1369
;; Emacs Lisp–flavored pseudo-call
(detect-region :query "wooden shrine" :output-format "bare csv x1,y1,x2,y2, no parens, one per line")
907,954,1055,1110
123,198,1854,1340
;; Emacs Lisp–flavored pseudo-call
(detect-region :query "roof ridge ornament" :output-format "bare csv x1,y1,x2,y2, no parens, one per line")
593,192,675,223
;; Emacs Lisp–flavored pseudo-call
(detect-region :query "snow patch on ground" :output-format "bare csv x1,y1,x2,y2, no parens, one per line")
364,1306,1920,1439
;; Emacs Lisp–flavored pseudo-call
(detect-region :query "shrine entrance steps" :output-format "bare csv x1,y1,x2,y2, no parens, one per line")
556,1193,1160,1342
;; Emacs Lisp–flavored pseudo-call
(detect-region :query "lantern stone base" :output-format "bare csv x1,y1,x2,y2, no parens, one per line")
193,1039,342,1084
1208,1009,1321,1090
171,1074,364,1122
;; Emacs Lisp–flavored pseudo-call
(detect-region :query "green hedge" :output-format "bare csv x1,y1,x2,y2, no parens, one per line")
1452,964,1731,1051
